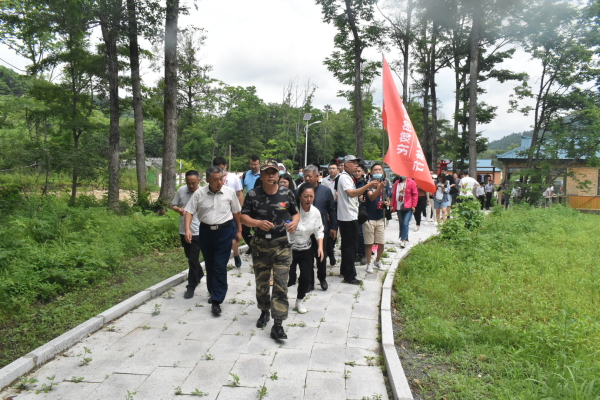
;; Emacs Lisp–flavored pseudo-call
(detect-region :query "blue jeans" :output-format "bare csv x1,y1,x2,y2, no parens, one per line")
398,209,413,241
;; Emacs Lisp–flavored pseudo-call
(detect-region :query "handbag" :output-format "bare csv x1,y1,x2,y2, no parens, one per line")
358,204,369,224
385,206,392,220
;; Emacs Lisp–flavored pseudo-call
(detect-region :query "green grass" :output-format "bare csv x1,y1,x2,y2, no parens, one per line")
395,205,600,399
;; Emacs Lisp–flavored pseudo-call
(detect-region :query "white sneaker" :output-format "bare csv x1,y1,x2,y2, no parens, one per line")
399,241,406,248
414,226,420,232
428,218,434,222
366,263,374,274
374,261,383,269
295,299,307,314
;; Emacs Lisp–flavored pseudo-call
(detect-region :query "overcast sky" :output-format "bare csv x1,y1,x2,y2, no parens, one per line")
0,0,541,142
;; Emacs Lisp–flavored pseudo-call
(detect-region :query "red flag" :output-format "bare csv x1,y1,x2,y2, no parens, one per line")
382,58,436,193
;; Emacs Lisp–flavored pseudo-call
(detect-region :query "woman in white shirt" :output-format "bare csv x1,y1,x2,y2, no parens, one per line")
289,183,324,314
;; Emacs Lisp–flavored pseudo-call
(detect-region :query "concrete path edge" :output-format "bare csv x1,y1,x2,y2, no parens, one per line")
0,245,249,390
381,250,414,400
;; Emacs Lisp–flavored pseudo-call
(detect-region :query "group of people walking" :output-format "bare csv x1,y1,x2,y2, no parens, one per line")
172,155,413,340
171,153,500,340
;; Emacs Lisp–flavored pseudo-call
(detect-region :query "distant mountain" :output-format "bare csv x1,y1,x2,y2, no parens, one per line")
488,131,531,151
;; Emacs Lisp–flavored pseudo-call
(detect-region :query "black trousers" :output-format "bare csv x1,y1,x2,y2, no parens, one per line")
356,224,365,258
180,234,203,291
292,248,314,299
414,196,427,226
485,192,493,209
478,195,485,210
326,231,336,262
338,220,358,281
311,234,327,283
198,223,235,305
242,225,253,251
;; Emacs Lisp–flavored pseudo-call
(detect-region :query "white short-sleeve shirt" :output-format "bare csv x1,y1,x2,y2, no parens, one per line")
172,185,200,235
224,172,243,193
459,176,479,197
337,171,358,222
184,185,241,225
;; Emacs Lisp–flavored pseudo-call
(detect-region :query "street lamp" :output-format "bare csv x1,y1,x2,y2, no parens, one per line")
304,119,322,167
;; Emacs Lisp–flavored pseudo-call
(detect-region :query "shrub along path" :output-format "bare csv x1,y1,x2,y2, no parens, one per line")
1,214,438,400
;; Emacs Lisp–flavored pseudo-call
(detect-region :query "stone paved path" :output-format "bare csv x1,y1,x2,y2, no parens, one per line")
2,214,438,400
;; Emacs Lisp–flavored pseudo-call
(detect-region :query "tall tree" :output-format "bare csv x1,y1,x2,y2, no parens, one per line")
126,0,147,199
316,0,385,159
159,0,179,204
97,0,124,212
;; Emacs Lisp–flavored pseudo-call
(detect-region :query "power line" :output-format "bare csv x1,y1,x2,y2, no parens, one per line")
0,56,27,72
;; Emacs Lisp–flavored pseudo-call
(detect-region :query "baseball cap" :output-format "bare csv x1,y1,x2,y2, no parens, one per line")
260,159,279,172
344,155,361,163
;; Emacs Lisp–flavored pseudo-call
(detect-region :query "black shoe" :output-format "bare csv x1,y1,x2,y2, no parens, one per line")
270,323,287,340
245,248,252,255
183,289,194,299
256,310,270,328
234,256,242,268
329,257,336,266
208,294,212,304
342,278,362,285
319,279,328,291
211,303,221,315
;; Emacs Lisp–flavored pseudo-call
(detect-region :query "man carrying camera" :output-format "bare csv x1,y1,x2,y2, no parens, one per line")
363,163,389,273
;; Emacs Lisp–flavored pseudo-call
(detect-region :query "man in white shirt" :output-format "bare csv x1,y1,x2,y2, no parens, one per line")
337,155,377,285
213,157,244,268
458,171,480,199
172,170,203,299
185,166,242,315
484,180,495,210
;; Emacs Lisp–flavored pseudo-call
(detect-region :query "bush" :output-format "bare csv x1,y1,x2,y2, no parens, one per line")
0,195,180,310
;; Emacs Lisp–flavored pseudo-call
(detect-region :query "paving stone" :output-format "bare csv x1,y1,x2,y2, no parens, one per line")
85,372,148,400
216,386,262,400
287,308,326,328
314,323,348,345
268,348,311,382
346,337,380,351
303,371,346,400
133,366,192,399
261,378,306,399
229,353,273,387
10,381,100,400
322,305,352,325
308,343,346,372
207,333,252,361
348,317,379,341
345,346,381,366
344,365,389,400
180,356,237,400
351,303,380,320
185,317,233,343
279,326,318,350
242,329,278,354
108,326,161,352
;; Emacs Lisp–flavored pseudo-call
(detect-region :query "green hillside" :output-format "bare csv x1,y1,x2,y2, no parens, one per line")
488,131,531,151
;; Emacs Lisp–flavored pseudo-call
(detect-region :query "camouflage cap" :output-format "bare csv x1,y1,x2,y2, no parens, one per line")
260,158,280,172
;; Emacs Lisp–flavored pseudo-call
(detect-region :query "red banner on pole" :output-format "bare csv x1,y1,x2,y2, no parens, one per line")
382,58,436,193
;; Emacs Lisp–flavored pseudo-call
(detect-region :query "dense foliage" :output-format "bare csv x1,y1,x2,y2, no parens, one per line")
395,205,600,399
0,192,180,310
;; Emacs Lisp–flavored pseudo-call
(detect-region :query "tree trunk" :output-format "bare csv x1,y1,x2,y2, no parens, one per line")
429,21,439,172
402,0,413,102
468,2,481,179
159,0,179,205
69,132,80,207
127,0,147,198
344,0,363,159
100,12,122,213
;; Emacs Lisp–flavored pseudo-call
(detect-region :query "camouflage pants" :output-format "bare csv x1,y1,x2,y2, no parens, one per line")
251,236,292,321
